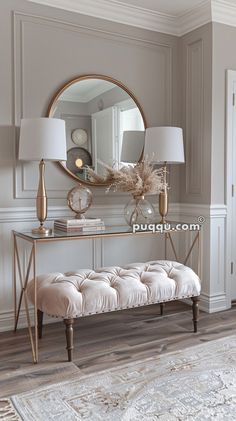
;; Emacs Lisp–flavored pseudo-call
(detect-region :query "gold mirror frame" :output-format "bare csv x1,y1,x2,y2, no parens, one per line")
47,74,147,187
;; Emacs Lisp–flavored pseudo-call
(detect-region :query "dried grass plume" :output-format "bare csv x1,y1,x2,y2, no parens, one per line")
87,159,167,197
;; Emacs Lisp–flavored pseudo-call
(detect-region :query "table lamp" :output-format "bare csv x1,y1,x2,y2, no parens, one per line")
144,127,184,223
120,131,145,164
19,118,67,235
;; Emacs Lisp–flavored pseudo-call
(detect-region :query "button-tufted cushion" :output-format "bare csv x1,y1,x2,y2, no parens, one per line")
27,260,201,319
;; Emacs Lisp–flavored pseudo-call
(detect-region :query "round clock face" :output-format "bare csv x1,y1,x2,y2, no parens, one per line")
71,128,88,146
67,186,93,215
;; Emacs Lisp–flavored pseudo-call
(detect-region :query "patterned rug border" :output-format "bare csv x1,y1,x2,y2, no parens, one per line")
0,398,21,420
10,332,236,403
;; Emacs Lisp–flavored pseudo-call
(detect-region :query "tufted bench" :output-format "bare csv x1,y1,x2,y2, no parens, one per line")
27,260,201,361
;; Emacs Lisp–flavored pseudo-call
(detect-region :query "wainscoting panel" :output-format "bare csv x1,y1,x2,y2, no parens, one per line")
176,203,228,313
180,24,212,205
0,202,228,332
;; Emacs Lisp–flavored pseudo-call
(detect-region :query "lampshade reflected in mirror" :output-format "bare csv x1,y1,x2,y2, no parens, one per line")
120,131,145,164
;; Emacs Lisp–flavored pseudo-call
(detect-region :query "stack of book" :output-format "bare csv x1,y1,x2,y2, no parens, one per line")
54,217,105,232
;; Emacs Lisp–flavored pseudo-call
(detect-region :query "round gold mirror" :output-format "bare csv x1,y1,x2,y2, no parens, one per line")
47,75,146,186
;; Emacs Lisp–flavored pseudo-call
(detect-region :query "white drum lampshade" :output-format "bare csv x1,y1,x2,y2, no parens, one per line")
144,127,184,164
18,117,67,235
19,118,67,161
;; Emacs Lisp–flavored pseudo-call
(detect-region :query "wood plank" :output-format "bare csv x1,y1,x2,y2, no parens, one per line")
0,302,236,396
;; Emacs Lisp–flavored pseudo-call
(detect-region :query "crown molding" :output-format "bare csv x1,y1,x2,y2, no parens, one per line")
177,1,212,36
27,0,236,36
212,0,236,27
28,0,178,35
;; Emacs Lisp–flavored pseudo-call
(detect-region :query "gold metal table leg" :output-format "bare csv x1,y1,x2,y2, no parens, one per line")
166,232,179,261
166,230,201,272
164,232,167,260
13,235,38,363
33,241,38,363
183,232,200,266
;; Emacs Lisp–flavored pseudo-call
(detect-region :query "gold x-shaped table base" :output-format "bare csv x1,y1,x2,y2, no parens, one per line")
13,234,38,363
164,231,201,276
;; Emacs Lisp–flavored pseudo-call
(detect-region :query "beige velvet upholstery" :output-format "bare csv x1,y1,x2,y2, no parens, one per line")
27,261,201,319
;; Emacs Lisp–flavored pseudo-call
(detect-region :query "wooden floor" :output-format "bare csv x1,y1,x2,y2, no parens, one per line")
1,301,236,398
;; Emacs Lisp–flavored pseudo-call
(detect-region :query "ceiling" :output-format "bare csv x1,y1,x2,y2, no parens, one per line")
60,79,115,102
28,0,236,36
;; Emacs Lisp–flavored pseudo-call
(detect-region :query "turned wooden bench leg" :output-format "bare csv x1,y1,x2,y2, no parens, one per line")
160,302,165,316
37,310,43,339
191,296,199,333
64,318,74,362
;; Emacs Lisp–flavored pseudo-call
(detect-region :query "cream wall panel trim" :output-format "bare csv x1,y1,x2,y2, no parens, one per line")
28,0,236,36
186,39,204,196
199,292,228,312
28,0,213,36
170,203,227,218
0,308,58,333
177,203,228,313
212,0,236,28
28,0,178,35
0,204,125,223
185,291,227,312
178,1,212,35
0,203,226,222
225,70,236,303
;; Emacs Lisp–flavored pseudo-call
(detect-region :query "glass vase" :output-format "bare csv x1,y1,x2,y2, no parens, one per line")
124,195,155,226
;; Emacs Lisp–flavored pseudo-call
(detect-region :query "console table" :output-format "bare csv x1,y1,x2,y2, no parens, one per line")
13,225,201,363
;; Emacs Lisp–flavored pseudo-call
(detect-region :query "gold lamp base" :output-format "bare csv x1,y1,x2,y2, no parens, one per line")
159,191,168,224
32,225,52,235
159,163,168,224
33,160,52,236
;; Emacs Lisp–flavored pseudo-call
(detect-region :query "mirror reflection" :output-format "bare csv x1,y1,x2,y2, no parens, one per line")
49,77,145,184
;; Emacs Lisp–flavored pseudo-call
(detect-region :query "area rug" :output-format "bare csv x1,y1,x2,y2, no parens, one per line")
2,335,236,420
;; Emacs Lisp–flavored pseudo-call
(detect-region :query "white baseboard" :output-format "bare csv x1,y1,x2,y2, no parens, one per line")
199,292,230,313
184,292,230,313
0,308,59,333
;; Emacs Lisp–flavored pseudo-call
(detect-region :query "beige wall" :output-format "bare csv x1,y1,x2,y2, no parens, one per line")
0,0,180,209
180,23,213,205
0,0,182,330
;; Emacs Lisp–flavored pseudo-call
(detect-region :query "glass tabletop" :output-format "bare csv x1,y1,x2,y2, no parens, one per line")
13,221,196,242
13,225,133,240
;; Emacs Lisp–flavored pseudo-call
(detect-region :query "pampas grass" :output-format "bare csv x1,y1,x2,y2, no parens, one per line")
87,159,167,197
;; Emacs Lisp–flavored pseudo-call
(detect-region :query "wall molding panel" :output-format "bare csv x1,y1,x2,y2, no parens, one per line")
13,11,173,199
178,203,228,313
185,39,204,197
